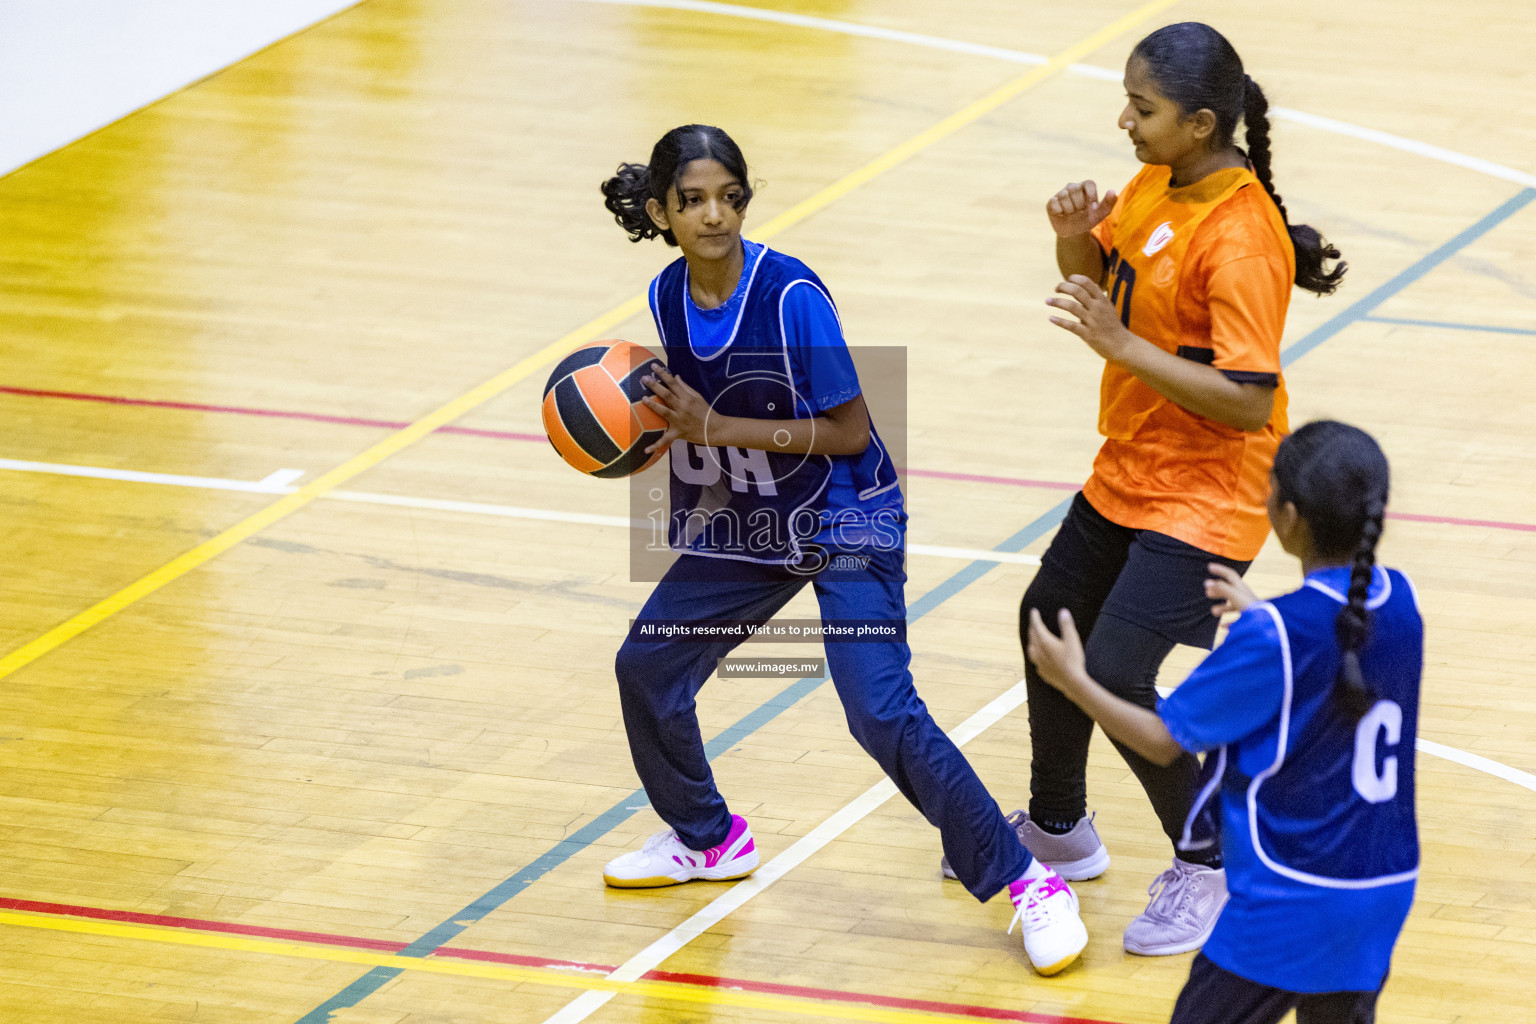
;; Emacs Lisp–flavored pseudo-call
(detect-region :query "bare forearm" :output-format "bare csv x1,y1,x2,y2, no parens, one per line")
1056,669,1186,766
1116,340,1274,431
708,414,868,456
1056,233,1105,282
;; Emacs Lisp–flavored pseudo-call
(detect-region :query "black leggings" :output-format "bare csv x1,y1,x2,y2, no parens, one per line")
1022,494,1248,859
1171,953,1380,1024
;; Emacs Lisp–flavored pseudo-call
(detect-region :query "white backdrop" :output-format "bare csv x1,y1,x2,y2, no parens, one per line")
0,0,361,177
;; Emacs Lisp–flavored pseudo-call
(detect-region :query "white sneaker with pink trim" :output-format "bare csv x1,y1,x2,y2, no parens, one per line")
602,814,759,888
1007,868,1089,976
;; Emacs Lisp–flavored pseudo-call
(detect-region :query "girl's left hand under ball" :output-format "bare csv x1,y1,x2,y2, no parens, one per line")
642,363,711,452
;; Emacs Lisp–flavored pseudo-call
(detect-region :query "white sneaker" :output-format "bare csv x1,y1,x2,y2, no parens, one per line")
603,814,759,888
1122,858,1228,955
1007,869,1089,976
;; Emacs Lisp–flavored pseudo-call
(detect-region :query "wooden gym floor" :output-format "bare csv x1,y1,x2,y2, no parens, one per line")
1,1,1533,1022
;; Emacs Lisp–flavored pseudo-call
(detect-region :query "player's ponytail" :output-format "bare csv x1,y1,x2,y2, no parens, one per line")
1335,494,1385,718
1271,421,1392,721
600,124,754,246
1131,23,1347,296
600,162,658,243
1241,76,1347,295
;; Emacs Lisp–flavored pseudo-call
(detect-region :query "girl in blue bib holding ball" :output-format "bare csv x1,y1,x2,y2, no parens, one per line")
596,124,1089,976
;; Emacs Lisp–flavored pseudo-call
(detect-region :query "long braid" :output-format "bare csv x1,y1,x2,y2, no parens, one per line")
1242,73,1347,295
1242,76,1287,224
1333,495,1385,719
1273,420,1392,723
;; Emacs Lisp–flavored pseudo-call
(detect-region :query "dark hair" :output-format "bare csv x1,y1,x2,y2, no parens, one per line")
600,125,753,246
1271,420,1390,720
1131,23,1346,296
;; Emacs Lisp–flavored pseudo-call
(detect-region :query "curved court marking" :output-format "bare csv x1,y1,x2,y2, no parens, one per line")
577,0,1536,191
572,0,1536,190
1146,687,1536,794
1416,739,1536,793
0,0,1179,688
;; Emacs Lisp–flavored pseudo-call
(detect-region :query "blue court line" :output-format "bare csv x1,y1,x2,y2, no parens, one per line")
1280,187,1536,367
296,188,1536,1021
1361,314,1536,337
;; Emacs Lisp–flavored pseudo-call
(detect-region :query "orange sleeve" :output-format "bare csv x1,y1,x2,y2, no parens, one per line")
1205,253,1288,385
1089,170,1142,267
1190,189,1292,385
1090,193,1121,263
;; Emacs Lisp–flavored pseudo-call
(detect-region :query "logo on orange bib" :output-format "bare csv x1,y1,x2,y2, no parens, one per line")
1142,221,1175,256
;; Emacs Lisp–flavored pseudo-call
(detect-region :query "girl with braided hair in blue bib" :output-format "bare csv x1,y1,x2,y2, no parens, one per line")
595,124,1089,975
1027,419,1420,1022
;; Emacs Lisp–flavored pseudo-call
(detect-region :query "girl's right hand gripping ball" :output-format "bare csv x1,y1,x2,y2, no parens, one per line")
542,340,669,478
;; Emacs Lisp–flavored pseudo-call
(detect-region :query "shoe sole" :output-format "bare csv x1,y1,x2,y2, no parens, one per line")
604,857,760,889
1049,846,1110,882
1031,946,1084,977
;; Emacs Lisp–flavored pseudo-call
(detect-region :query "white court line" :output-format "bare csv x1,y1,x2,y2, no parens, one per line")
258,467,307,489
0,457,306,494
570,0,1536,190
542,677,1031,1023
4,464,1528,787
327,488,638,530
333,491,1042,565
571,0,1113,80
1417,738,1536,794
11,449,1536,795
1152,685,1536,793
0,456,1040,565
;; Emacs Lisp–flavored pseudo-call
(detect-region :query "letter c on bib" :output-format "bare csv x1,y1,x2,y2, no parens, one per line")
1351,699,1402,804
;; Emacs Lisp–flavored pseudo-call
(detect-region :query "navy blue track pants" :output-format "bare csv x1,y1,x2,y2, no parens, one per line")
615,545,1030,901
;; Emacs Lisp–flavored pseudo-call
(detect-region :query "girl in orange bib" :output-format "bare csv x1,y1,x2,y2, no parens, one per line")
977,22,1348,958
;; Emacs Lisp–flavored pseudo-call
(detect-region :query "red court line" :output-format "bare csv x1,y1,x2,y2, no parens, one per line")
1386,510,1536,533
0,897,607,973
0,896,1119,1024
0,896,408,952
8,382,1535,536
638,967,1112,1023
0,385,546,443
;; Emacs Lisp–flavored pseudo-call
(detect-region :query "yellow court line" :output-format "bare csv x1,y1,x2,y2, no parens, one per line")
0,910,1018,1024
0,0,1176,682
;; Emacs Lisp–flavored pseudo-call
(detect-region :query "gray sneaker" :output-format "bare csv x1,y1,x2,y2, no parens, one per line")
1122,858,1229,955
940,810,1110,882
